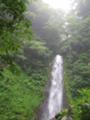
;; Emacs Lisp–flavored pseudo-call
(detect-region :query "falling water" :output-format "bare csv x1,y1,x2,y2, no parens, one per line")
38,55,63,120
48,55,63,119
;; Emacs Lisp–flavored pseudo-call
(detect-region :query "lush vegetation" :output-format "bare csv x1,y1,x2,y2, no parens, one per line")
0,0,51,120
0,0,90,120
61,1,90,119
28,0,90,119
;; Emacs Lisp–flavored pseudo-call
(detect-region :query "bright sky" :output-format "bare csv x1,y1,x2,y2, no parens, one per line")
42,0,72,13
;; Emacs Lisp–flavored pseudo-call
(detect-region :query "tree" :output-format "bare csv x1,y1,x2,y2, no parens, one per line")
0,0,27,30
0,0,32,65
75,0,90,18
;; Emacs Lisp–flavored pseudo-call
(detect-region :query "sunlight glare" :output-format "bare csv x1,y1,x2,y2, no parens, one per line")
42,0,72,13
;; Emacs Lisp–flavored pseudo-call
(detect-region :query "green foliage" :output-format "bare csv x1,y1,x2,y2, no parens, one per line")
29,39,52,56
0,20,32,62
61,14,90,96
0,1,48,119
55,109,68,120
0,64,43,120
70,89,90,120
0,0,32,64
0,0,90,120
80,103,90,120
60,2,90,120
0,0,27,30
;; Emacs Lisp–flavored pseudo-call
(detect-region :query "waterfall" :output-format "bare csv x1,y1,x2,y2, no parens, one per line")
38,55,63,120
48,55,63,119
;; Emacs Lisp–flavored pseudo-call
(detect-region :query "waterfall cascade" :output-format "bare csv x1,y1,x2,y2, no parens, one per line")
48,55,63,119
38,55,64,120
